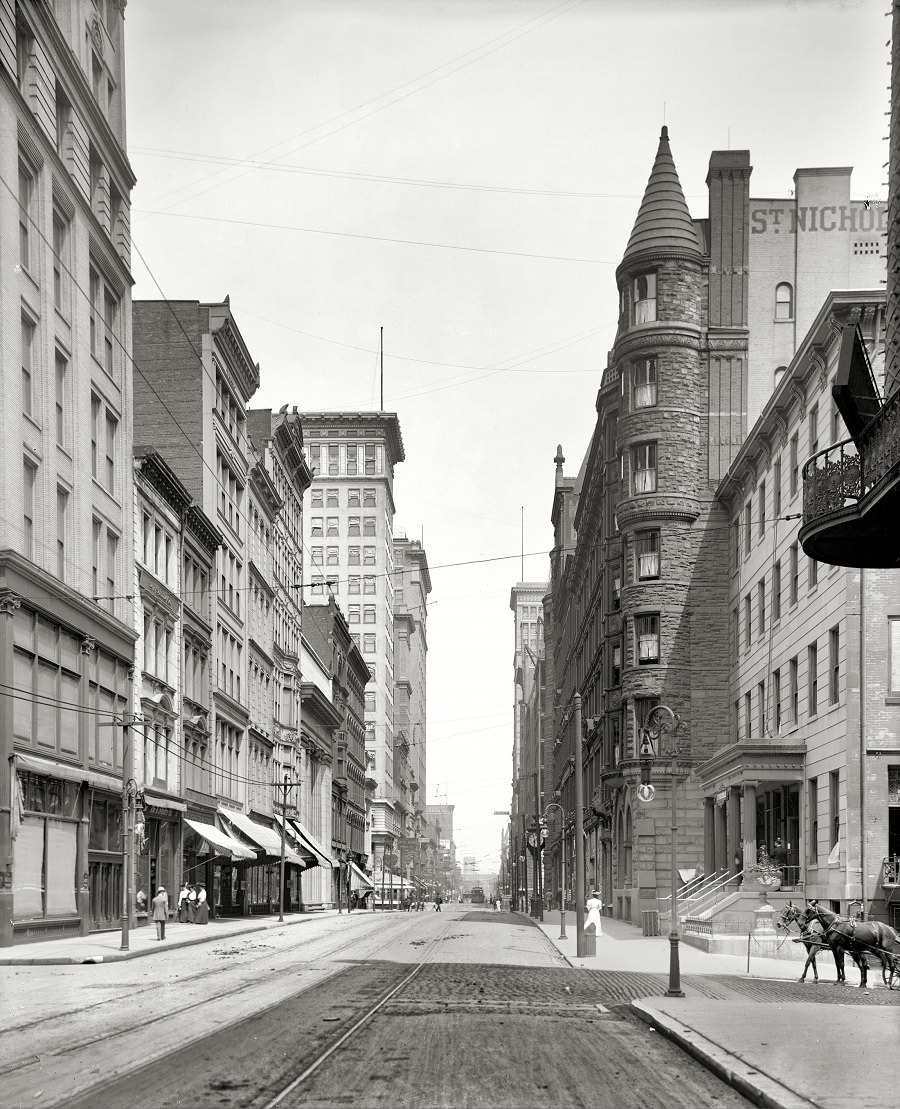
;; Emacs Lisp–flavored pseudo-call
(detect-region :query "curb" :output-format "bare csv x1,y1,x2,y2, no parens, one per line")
0,912,323,966
630,1000,818,1109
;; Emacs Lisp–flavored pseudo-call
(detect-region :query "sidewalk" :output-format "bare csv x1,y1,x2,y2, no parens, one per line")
0,908,346,965
530,910,899,1109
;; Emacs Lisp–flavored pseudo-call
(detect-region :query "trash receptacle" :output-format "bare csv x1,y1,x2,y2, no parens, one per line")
581,929,597,956
641,909,660,936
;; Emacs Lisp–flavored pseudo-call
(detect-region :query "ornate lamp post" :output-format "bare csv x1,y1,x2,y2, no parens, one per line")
640,704,689,998
542,801,567,939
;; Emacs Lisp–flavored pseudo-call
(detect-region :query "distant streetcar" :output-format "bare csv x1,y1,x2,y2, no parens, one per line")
469,886,485,904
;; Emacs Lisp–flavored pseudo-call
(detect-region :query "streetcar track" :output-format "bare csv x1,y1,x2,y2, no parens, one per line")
0,912,421,1083
260,916,459,1108
1,914,384,1041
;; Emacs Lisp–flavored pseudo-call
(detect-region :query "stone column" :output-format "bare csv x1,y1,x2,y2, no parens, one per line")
728,785,742,873
742,782,757,870
704,797,716,876
714,799,728,873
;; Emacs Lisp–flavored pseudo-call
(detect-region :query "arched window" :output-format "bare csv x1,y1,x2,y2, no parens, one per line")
774,365,787,390
775,282,793,321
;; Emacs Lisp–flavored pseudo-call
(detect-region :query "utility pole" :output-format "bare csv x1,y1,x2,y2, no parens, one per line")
574,693,587,956
275,774,302,922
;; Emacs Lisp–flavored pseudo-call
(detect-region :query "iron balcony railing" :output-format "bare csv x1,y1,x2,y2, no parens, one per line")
803,387,900,525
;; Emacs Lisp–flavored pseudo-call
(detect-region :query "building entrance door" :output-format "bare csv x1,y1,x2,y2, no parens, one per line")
88,859,122,931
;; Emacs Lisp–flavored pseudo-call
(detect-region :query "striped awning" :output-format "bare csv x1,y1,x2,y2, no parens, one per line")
349,861,374,890
289,819,338,869
219,810,305,866
183,818,255,860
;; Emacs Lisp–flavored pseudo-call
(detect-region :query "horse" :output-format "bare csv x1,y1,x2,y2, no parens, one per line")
803,901,900,989
777,901,851,984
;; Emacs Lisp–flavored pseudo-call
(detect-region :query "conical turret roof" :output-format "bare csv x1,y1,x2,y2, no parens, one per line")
622,126,700,265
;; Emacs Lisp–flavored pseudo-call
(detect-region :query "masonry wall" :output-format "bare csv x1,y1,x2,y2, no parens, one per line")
133,302,206,502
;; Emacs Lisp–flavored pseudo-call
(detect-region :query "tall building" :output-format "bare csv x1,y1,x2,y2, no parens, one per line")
133,300,290,917
1,0,136,947
509,583,546,910
546,129,894,930
393,536,431,853
797,7,900,920
709,289,900,923
300,413,405,874
303,597,371,907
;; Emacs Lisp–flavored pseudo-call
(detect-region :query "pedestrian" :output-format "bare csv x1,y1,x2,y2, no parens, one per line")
177,882,191,923
194,883,209,925
187,883,198,922
151,886,169,940
435,893,443,912
585,890,603,935
771,837,788,868
495,896,502,913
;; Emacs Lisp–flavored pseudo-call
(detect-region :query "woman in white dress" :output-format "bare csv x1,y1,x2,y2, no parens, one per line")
585,890,603,935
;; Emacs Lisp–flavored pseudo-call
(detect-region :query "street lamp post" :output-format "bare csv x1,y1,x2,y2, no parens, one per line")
543,801,567,939
573,693,587,957
641,704,689,998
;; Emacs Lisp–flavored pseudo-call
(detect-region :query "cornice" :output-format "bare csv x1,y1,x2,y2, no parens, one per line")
615,495,701,529
613,323,703,361
184,505,223,556
135,450,192,516
210,313,260,402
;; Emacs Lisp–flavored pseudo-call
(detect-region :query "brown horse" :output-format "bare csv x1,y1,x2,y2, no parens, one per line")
777,902,854,984
802,902,899,989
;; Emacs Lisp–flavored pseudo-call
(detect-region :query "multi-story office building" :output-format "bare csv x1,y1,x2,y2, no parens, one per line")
0,0,136,947
132,300,285,916
393,536,431,854
303,598,371,906
799,9,900,920
546,128,893,929
301,413,405,876
509,583,546,910
132,449,192,921
709,289,900,922
247,407,326,909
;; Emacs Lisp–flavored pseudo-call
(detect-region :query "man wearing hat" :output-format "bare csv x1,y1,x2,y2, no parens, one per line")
151,886,170,940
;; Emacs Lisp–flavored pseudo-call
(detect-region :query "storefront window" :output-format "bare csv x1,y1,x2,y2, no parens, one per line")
13,773,79,919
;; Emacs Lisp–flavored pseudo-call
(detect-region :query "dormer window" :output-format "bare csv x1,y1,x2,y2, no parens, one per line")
633,273,657,324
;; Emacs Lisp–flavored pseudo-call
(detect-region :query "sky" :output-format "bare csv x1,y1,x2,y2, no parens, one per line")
124,0,885,873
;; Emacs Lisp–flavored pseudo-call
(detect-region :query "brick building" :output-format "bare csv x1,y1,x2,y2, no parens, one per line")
545,128,893,929
1,1,136,947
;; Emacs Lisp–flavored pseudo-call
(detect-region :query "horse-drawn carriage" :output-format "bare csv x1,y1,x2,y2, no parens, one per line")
777,900,900,989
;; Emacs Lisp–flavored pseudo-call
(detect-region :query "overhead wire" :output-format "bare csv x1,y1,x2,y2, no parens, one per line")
143,0,589,213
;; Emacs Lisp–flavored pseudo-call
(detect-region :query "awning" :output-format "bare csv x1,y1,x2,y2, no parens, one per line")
15,752,121,793
349,861,374,889
272,814,316,866
288,819,338,869
220,809,305,866
145,791,187,813
184,818,255,860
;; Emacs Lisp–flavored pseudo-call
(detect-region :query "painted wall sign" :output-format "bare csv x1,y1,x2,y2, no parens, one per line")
750,205,887,234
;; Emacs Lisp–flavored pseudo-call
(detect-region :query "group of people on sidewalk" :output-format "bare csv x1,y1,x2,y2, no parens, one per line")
144,883,209,941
